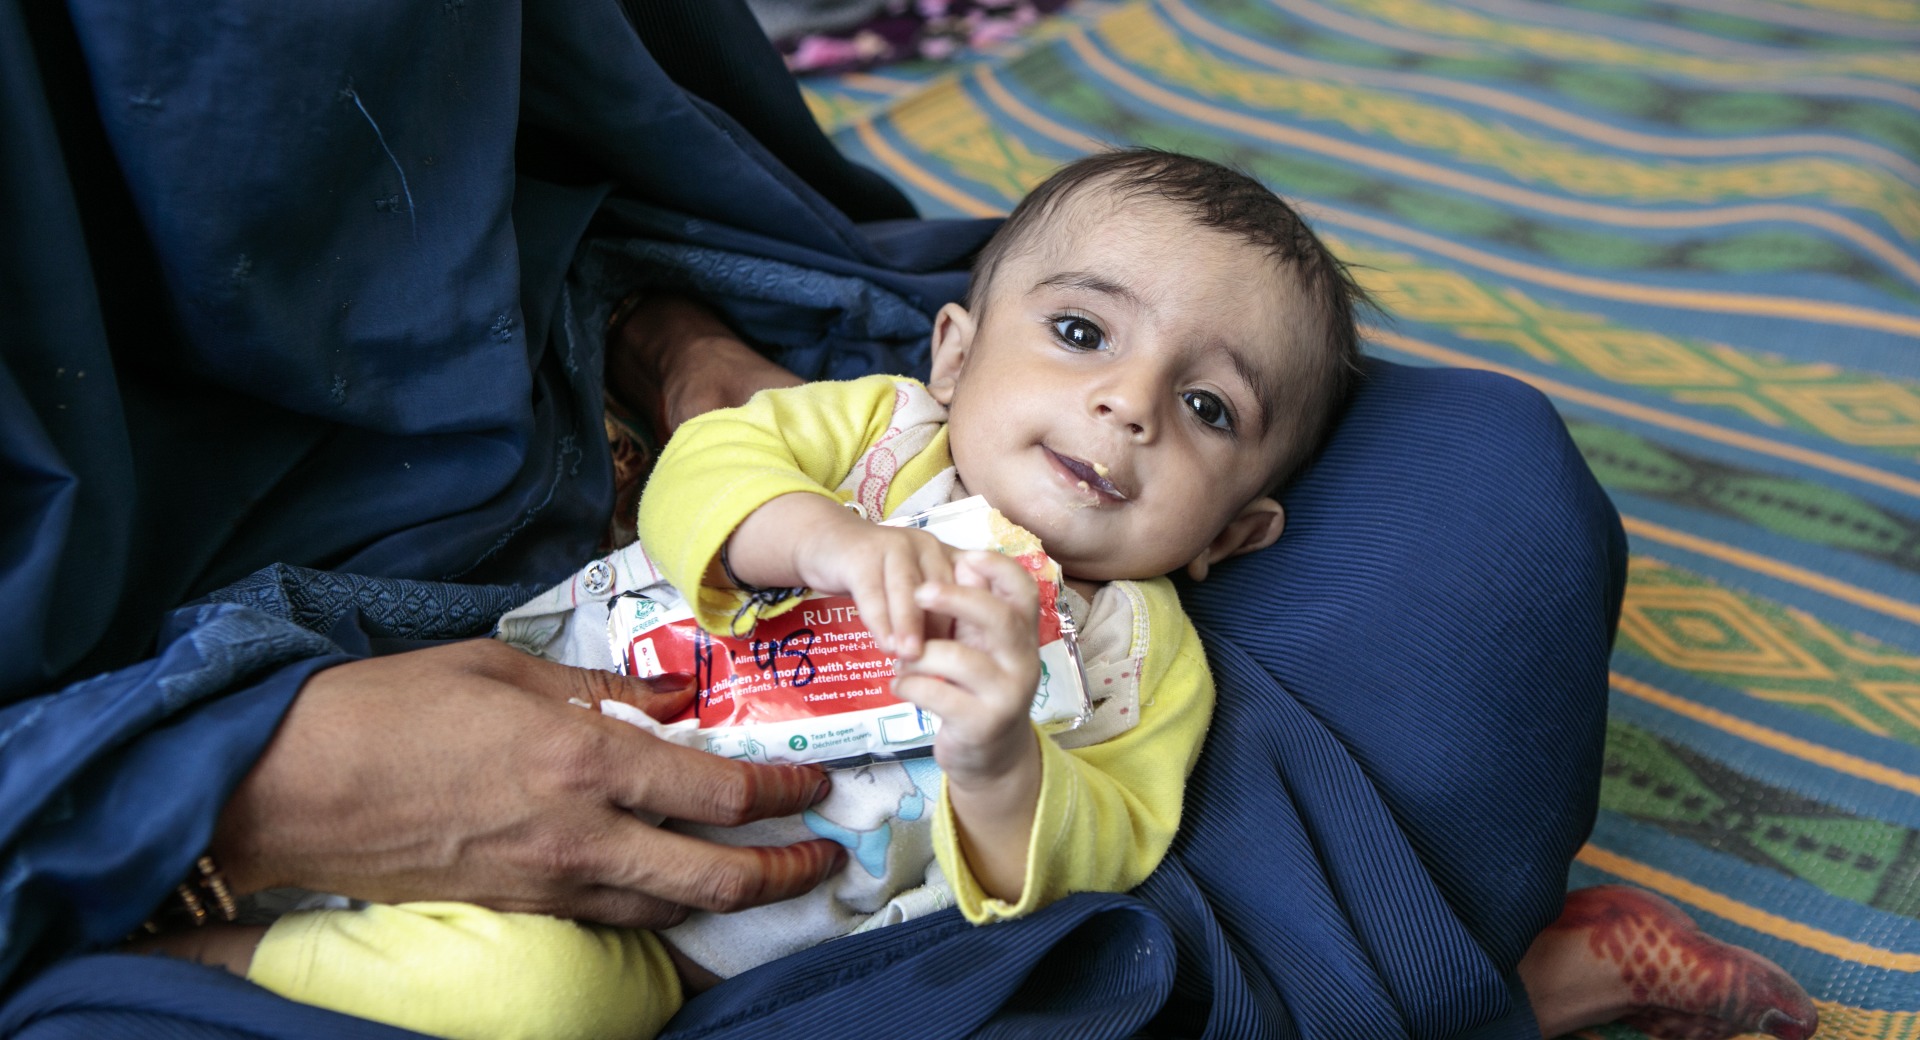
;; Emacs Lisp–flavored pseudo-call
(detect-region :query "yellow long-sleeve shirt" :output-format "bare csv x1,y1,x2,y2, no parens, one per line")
638,374,1213,923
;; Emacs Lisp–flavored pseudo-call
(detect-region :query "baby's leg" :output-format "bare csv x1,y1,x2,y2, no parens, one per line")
133,902,681,1040
1520,885,1817,1040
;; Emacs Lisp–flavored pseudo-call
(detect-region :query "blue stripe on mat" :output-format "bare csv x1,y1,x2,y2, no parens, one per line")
1609,658,1920,826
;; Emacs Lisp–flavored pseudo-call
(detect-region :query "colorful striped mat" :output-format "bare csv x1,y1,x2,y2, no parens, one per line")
804,1,1920,1035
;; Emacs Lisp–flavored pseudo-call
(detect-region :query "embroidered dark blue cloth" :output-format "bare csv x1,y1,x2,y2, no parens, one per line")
0,0,1623,1036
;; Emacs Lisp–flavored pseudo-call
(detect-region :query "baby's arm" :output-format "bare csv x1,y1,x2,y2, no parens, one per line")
639,376,953,653
891,551,1045,901
933,578,1212,921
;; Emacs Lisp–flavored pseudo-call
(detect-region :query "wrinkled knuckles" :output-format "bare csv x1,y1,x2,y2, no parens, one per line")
572,890,688,931
687,759,766,828
524,831,602,885
558,664,633,709
525,726,617,798
684,858,761,913
631,901,692,931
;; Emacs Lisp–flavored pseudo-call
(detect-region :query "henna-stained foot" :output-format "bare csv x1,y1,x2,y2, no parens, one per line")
1562,885,1817,1040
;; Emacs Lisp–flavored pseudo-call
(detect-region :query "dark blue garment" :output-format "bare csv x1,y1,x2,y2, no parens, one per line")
0,0,1623,1035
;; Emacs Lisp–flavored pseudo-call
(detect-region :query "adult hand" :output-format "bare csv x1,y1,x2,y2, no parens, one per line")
210,640,846,929
607,294,803,441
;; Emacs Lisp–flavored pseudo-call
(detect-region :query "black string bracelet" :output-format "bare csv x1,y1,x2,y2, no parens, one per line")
718,542,807,638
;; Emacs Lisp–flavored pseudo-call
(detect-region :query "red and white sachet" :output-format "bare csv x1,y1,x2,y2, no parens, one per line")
605,495,1090,767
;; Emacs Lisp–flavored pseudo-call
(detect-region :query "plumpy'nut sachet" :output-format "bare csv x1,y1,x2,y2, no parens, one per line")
603,496,1090,768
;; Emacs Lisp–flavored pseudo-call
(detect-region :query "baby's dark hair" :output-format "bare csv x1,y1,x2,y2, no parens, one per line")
967,149,1370,491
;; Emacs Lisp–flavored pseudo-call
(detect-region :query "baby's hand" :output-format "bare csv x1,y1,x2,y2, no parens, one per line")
792,521,960,660
891,551,1042,789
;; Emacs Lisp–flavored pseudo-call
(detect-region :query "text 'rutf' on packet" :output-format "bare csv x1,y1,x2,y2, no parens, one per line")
604,495,1090,767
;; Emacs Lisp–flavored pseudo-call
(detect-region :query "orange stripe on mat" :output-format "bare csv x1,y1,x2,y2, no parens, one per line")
971,65,1920,338
1368,328,1920,502
851,118,1003,217
1611,672,1920,797
1063,25,1920,293
1622,516,1920,626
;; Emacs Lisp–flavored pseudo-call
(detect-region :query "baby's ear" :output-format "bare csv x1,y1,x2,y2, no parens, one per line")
926,302,976,406
1185,498,1285,582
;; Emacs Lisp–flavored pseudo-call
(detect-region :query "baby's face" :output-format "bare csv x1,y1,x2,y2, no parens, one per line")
930,194,1308,582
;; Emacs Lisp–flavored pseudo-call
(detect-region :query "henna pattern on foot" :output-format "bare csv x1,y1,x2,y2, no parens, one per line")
1558,885,1818,1040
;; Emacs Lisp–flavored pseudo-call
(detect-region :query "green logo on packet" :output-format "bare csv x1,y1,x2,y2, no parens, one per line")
789,735,809,751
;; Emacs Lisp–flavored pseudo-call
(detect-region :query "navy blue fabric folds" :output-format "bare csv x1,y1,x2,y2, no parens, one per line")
0,0,1623,1035
1170,365,1625,1039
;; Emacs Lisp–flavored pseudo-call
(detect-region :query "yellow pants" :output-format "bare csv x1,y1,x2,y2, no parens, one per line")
248,902,682,1040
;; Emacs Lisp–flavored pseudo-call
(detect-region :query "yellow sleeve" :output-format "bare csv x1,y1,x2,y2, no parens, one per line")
249,902,680,1040
934,578,1212,923
636,374,904,634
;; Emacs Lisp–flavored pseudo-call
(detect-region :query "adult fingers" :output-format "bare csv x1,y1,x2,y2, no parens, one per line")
599,733,831,826
562,885,693,931
581,671,698,721
586,819,848,915
483,641,699,721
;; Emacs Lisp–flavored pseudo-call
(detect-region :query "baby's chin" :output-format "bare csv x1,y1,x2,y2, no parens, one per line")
1046,539,1185,585
995,503,1184,582
1057,555,1181,585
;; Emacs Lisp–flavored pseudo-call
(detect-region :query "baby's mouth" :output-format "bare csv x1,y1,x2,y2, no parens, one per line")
1049,449,1128,502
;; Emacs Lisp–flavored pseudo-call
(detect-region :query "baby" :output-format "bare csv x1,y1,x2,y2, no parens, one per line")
177,149,1368,1040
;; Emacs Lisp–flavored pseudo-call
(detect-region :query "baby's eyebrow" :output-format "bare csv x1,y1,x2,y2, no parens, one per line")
1214,339,1278,439
1031,271,1141,307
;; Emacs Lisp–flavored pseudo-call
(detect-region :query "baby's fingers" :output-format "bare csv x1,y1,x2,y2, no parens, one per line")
915,575,1036,659
844,569,894,657
890,674,969,723
884,550,927,660
886,539,956,660
898,640,1036,733
898,640,1003,701
953,552,1039,619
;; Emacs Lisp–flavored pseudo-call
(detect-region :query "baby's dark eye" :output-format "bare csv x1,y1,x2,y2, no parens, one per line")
1051,316,1106,351
1183,391,1232,431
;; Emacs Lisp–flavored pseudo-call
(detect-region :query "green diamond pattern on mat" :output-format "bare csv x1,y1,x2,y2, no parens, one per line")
1617,559,1920,746
1602,720,1920,914
1568,422,1920,571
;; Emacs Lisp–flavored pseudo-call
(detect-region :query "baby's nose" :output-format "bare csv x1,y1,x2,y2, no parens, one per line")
1094,401,1148,437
